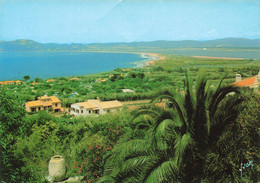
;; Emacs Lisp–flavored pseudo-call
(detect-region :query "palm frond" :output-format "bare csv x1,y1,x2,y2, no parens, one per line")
214,74,228,94
184,71,195,126
96,175,115,183
205,109,210,135
101,72,245,183
133,114,155,130
105,139,153,172
209,95,243,145
209,85,240,117
154,118,178,151
192,75,209,141
151,87,176,103
144,160,179,183
174,133,192,165
133,107,161,119
112,156,160,183
152,93,187,129
195,73,208,103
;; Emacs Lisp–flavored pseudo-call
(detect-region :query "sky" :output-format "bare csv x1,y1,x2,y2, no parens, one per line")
0,0,259,43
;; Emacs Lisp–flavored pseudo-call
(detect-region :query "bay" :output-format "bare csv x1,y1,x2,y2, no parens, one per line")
0,52,148,81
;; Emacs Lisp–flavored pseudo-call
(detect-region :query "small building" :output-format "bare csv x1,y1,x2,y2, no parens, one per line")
47,79,55,82
15,80,22,84
231,71,260,93
69,77,79,81
96,78,107,83
70,99,123,116
25,95,61,112
122,68,130,71
122,89,135,93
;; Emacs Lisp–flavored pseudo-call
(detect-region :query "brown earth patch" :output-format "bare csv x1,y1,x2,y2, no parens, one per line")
191,56,244,60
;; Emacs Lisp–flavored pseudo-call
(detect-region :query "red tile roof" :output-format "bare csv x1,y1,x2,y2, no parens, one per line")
231,76,256,87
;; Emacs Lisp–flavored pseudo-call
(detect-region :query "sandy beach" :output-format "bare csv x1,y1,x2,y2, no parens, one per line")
83,51,166,67
139,53,165,66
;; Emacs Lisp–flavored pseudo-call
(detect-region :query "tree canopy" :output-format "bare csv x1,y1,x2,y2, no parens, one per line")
23,75,30,81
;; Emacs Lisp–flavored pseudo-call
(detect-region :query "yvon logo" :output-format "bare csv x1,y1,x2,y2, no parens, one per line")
239,160,253,178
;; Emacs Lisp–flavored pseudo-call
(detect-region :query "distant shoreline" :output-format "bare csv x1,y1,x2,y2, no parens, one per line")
191,56,246,60
139,53,165,66
0,51,160,81
0,51,257,82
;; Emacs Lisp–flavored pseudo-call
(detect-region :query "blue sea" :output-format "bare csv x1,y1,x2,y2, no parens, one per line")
0,52,148,81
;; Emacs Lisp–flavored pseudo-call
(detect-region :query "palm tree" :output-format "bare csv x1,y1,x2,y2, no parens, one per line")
99,72,242,183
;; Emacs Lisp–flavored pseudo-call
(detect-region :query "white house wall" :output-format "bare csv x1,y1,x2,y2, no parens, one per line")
70,104,82,116
70,104,93,116
70,102,123,116
96,103,104,114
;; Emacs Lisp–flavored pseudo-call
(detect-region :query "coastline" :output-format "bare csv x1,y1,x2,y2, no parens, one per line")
3,51,254,82
139,52,165,67
0,51,165,82
2,50,257,82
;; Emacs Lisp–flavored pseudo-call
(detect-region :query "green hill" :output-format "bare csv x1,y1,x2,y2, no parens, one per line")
0,38,259,52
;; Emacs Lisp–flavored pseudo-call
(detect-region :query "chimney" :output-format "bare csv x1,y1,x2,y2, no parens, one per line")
236,74,242,82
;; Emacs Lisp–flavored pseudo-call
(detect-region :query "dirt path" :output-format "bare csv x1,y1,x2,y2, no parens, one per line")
121,100,151,105
121,99,167,110
191,56,244,60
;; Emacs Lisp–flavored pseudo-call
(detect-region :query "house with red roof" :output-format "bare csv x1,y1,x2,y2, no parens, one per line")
231,71,260,93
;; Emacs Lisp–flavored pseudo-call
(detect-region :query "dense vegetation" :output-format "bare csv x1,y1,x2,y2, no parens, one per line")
99,73,259,182
1,55,259,182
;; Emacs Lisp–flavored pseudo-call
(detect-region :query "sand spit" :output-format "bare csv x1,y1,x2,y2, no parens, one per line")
191,56,245,60
139,53,165,66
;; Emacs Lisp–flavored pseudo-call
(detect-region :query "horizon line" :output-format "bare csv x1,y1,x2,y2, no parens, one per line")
1,37,260,45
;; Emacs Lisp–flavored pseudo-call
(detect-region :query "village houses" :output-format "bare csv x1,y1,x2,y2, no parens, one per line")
70,99,123,116
25,95,61,112
0,80,22,85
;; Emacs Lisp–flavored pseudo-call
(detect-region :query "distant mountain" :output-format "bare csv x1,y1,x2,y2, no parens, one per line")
0,38,259,52
125,38,260,48
0,39,88,52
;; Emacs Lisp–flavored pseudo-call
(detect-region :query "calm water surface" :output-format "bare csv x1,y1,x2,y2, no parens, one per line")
0,52,148,81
